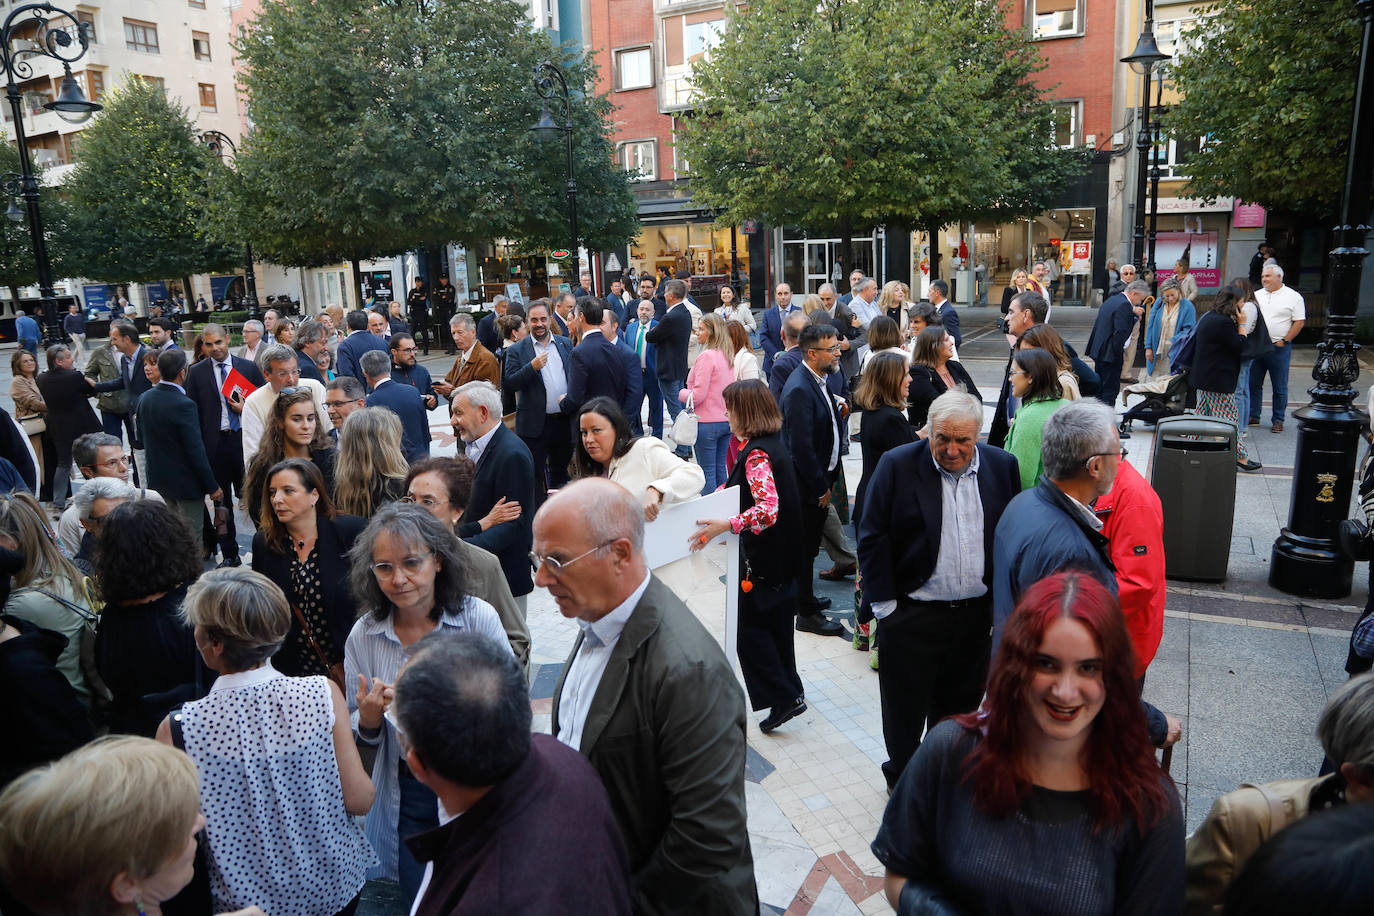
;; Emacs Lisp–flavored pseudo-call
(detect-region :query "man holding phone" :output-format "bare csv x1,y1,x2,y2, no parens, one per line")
185,323,265,567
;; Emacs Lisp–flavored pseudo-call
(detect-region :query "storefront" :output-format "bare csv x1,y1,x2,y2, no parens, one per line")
1146,195,1236,294
942,207,1099,307
627,218,750,310
778,229,881,297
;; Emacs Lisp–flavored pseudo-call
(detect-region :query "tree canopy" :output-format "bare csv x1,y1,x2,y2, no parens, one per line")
675,0,1088,235
221,0,639,268
62,77,239,282
0,140,73,297
1163,0,1364,221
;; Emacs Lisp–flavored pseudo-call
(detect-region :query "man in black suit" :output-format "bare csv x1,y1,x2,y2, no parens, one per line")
856,390,1020,788
759,282,799,375
603,278,630,326
637,275,666,321
361,350,429,463
599,308,643,434
644,278,692,458
928,279,962,349
451,381,535,609
558,298,628,420
335,309,390,383
137,348,222,554
503,301,575,506
551,292,575,338
780,323,847,638
767,311,810,404
1086,279,1149,407
476,296,509,353
294,319,329,384
184,323,265,567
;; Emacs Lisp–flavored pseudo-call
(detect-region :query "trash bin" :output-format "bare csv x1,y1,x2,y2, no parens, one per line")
1149,415,1237,581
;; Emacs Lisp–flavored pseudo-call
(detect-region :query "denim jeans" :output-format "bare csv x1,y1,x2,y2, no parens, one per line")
1234,358,1253,429
695,420,731,494
1248,343,1293,424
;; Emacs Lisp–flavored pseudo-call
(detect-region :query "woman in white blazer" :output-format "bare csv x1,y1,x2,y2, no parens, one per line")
727,320,760,381
573,397,704,520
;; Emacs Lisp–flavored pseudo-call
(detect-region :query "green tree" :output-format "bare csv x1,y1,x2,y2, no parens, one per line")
63,77,238,282
221,0,637,272
1163,0,1364,220
0,140,75,308
675,0,1086,262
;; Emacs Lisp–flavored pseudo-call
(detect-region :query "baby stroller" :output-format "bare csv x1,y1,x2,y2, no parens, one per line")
1118,370,1192,438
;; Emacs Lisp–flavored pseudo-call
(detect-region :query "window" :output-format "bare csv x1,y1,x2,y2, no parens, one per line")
684,18,724,60
1151,131,1205,180
123,18,158,54
192,30,211,61
63,11,96,44
198,83,217,111
188,0,206,7
617,140,657,181
137,75,165,90
1031,0,1081,40
82,69,104,101
1050,101,1080,148
615,47,652,91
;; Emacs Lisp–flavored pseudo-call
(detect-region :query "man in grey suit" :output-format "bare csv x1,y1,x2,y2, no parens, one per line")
543,479,757,916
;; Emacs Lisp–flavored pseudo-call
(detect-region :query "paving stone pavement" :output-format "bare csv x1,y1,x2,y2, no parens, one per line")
1,324,1360,915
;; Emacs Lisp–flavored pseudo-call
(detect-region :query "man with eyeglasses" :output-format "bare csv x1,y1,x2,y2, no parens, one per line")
55,433,163,557
781,323,849,637
538,478,757,916
69,476,137,575
324,376,366,444
389,330,437,417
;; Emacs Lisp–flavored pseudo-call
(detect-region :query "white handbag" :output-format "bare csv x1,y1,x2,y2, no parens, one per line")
671,391,699,447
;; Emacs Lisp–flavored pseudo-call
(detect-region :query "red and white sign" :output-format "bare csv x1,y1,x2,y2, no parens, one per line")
1232,202,1267,228
1065,240,1092,276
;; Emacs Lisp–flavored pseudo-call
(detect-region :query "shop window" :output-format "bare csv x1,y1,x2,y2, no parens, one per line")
193,30,211,61
124,18,158,54
615,47,652,91
1030,0,1082,40
618,139,657,181
1050,100,1080,148
198,82,217,111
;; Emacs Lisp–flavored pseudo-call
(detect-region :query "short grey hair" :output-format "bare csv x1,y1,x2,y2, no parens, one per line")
73,432,122,470
927,390,983,431
258,343,297,375
74,477,137,521
1263,263,1285,279
181,567,291,671
663,278,688,302
295,319,327,348
1041,400,1116,480
449,312,475,332
818,282,836,296
1158,277,1181,293
492,295,509,308
854,277,877,294
359,349,391,380
452,380,502,417
1318,671,1374,771
908,301,941,326
242,319,264,336
1125,279,1151,296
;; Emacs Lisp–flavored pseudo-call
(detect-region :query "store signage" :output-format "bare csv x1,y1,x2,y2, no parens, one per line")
1147,196,1235,214
741,218,760,235
605,252,622,272
1066,240,1092,276
83,284,112,315
1232,202,1267,228
551,248,571,259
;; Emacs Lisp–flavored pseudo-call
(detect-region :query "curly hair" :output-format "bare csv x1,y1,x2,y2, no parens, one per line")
92,500,203,605
334,407,409,517
953,572,1173,833
244,389,331,520
405,457,476,516
349,503,471,623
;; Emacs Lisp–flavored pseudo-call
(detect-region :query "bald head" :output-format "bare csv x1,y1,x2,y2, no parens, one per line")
532,479,647,622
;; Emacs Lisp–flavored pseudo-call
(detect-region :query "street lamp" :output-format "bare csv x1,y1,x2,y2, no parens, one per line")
1269,0,1374,597
199,129,260,322
530,60,579,286
1,4,100,344
1122,3,1170,280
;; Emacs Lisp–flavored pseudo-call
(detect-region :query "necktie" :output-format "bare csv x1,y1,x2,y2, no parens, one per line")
635,326,645,355
122,353,131,384
219,362,240,431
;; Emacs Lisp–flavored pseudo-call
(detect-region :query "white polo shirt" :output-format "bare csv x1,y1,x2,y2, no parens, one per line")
1255,284,1306,343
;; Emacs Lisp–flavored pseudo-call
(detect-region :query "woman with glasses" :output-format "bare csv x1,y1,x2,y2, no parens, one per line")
333,408,408,519
344,504,508,899
1003,348,1072,490
243,389,338,525
573,397,703,521
907,326,979,432
251,458,365,679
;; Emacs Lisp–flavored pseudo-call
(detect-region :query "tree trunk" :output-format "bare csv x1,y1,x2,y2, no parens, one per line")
181,275,194,312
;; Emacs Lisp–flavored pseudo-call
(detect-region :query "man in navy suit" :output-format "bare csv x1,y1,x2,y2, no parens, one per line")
294,319,329,384
184,323,265,567
767,312,810,404
361,350,429,462
637,275,666,321
928,279,962,349
137,348,222,554
780,323,847,638
451,381,535,609
644,278,693,457
1086,279,1149,407
603,277,630,326
599,307,643,433
856,390,1020,788
476,296,509,353
335,309,390,383
559,298,628,420
623,299,662,437
503,301,575,505
551,292,575,338
759,282,799,376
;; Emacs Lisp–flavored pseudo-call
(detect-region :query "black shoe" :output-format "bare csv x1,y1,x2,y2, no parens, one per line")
796,613,844,637
1237,459,1263,472
809,596,833,611
760,698,806,734
217,556,243,568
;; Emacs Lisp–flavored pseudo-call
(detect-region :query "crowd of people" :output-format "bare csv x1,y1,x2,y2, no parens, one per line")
0,263,1367,916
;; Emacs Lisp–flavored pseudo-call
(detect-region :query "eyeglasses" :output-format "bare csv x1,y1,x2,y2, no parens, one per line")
808,345,842,354
371,551,434,580
528,540,616,575
399,494,447,509
1084,447,1128,468
396,346,417,355
325,398,361,409
96,454,131,470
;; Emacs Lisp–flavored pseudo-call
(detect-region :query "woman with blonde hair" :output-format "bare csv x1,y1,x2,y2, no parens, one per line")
1000,267,1030,315
243,389,337,525
877,280,912,335
800,293,827,316
333,407,409,519
1017,323,1082,400
727,319,760,380
680,312,735,493
0,736,266,916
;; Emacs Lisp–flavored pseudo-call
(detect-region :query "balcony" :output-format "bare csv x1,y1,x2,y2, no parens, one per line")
659,70,694,112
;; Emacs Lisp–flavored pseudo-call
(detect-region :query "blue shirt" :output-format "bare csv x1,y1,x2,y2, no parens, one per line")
15,314,39,341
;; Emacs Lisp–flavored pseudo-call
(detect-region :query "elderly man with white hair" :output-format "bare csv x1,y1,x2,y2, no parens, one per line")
434,313,501,400
1248,263,1306,433
236,319,266,363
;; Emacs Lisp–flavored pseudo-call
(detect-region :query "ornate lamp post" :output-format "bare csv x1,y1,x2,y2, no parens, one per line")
1,4,99,344
1270,0,1374,597
199,130,260,322
530,61,579,285
1122,3,1170,276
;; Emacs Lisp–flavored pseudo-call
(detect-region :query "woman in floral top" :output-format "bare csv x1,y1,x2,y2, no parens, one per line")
691,379,807,735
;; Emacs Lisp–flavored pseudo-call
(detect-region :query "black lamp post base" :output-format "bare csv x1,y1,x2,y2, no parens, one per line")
1268,402,1363,598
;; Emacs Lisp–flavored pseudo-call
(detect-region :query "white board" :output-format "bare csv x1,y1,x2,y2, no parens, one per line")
642,486,740,663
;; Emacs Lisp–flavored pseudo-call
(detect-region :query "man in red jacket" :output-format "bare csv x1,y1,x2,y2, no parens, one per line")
1095,457,1166,680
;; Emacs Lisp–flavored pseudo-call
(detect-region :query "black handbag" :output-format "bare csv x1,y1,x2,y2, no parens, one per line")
1340,445,1374,561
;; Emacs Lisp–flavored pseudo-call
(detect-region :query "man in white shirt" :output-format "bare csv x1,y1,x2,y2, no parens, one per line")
541,479,757,916
1248,263,1305,433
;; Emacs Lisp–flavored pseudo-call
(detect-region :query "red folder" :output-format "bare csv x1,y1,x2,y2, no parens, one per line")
220,366,258,405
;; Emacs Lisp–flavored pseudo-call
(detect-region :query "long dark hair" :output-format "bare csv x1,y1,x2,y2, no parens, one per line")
259,458,337,552
572,397,636,478
245,389,330,518
1012,348,1063,403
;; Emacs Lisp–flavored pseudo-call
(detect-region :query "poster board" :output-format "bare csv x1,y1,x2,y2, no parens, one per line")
642,487,740,663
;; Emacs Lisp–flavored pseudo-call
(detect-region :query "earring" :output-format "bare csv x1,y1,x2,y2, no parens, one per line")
136,902,148,916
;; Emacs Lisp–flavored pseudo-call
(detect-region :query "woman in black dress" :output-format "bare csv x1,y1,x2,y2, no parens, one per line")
35,344,101,507
907,326,980,431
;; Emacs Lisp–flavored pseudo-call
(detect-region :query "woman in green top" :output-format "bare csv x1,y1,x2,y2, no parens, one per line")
1003,348,1071,490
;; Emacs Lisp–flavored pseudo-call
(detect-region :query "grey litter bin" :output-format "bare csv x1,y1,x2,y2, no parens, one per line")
1149,415,1238,581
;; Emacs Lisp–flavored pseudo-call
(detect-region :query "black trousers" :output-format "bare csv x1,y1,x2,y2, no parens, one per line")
521,414,572,507
878,594,992,788
207,429,245,560
1095,359,1123,407
737,578,804,711
797,492,832,611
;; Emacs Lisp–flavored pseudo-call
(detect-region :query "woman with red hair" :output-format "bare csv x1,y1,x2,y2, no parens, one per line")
872,571,1183,914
